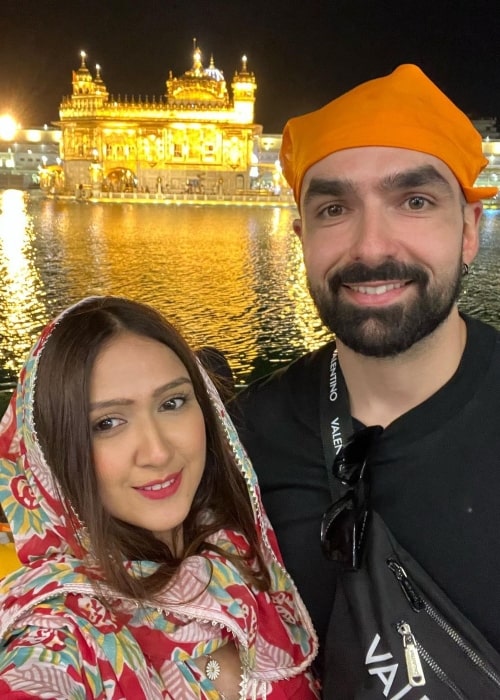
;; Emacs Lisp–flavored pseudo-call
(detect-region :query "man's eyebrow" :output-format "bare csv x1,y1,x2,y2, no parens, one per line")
379,165,453,193
303,177,356,207
89,377,192,411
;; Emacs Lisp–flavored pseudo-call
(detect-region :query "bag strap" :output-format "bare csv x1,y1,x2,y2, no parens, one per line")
319,343,354,500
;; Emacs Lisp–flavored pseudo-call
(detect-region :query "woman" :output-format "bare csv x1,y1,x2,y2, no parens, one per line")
0,297,318,699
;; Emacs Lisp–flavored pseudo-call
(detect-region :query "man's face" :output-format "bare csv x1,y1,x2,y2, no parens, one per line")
295,147,482,357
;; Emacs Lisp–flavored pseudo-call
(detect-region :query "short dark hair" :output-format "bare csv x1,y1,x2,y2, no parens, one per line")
34,297,269,601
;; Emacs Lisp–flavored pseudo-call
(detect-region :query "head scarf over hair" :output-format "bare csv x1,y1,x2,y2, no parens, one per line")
280,64,498,205
0,297,318,699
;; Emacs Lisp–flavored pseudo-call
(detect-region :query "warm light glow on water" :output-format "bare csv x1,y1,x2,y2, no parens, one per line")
0,191,48,378
0,191,499,391
0,192,331,387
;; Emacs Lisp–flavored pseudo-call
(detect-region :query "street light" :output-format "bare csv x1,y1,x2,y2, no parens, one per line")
0,115,17,141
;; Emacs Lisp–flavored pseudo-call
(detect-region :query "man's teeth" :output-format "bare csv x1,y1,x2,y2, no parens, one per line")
350,282,406,295
143,479,174,491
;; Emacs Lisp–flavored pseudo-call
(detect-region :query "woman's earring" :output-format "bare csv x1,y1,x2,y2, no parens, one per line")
462,262,469,276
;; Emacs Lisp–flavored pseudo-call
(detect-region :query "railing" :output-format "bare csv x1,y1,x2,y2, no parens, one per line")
63,190,297,207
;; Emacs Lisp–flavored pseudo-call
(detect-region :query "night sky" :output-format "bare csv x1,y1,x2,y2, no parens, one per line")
1,0,499,133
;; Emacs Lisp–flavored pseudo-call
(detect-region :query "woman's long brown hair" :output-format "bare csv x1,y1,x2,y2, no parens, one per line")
34,297,270,601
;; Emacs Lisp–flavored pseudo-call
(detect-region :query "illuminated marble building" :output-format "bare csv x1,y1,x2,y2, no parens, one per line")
57,43,261,195
473,119,500,195
0,122,61,190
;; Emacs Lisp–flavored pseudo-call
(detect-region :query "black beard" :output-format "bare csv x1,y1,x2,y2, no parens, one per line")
309,259,463,357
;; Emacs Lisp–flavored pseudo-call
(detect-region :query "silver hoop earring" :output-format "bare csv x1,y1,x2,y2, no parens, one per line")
462,262,469,276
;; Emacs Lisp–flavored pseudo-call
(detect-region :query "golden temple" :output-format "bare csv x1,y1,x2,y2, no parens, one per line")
26,44,498,205
54,41,264,196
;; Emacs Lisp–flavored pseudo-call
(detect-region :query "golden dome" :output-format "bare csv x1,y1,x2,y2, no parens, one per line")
166,40,229,106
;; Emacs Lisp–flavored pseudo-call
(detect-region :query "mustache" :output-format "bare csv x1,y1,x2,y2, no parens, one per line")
328,261,429,293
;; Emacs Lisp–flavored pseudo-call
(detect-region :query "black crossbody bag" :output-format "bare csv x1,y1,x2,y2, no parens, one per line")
319,344,500,699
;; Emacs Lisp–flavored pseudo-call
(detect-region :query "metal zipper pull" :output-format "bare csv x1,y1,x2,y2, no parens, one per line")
397,621,426,687
387,558,425,611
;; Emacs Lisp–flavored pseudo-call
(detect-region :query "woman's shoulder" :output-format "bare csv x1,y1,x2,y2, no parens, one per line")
0,618,89,697
0,594,145,698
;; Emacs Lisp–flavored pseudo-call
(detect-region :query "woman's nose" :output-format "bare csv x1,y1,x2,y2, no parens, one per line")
136,418,172,467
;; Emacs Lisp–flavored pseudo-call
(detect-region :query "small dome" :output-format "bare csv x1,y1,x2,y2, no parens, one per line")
204,55,225,82
76,51,91,77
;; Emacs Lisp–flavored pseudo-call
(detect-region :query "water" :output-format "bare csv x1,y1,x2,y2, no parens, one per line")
0,189,499,395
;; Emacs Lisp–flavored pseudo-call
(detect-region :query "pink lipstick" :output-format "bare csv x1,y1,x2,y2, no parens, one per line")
134,471,182,500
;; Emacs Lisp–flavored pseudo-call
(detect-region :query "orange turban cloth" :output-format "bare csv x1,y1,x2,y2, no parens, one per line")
280,64,498,205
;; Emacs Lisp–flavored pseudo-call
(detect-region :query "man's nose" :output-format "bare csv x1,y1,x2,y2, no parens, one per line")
348,207,398,264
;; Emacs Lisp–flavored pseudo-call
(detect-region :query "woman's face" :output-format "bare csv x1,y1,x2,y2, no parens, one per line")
89,331,206,548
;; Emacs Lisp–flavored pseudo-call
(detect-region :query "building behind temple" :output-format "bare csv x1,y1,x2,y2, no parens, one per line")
51,43,282,196
0,124,60,190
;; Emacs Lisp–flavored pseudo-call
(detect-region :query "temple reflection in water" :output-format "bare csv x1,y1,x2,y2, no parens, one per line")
0,190,333,387
50,41,288,197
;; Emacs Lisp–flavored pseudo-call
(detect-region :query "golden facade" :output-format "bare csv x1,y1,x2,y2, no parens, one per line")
57,43,261,195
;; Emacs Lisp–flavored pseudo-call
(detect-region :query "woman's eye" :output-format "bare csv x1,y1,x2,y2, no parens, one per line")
161,396,186,411
92,416,122,432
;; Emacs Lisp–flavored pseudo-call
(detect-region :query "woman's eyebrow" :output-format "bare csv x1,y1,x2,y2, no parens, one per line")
152,377,192,399
89,377,192,411
89,397,132,411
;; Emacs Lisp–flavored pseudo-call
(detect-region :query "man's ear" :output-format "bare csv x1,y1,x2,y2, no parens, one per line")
462,201,482,264
292,218,303,240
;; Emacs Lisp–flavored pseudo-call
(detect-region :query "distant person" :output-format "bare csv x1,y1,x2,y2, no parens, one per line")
0,296,318,699
237,64,500,697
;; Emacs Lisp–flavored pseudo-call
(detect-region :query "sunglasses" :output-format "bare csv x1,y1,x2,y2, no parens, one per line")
320,425,383,570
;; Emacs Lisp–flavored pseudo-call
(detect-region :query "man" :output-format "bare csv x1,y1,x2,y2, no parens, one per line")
237,64,499,694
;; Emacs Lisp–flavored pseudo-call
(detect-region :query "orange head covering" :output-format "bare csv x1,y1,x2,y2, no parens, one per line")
280,64,498,205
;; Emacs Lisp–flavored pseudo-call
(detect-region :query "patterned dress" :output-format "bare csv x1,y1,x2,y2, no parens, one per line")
0,300,319,699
